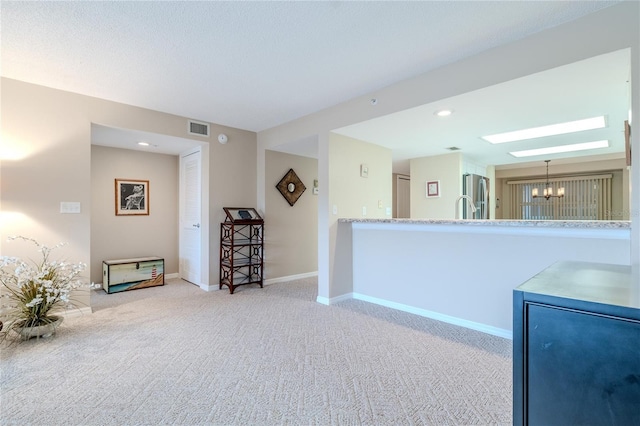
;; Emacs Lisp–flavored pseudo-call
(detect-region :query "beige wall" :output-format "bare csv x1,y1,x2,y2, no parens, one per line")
1,78,257,306
410,153,462,219
329,133,392,296
264,150,318,279
90,145,179,283
329,133,392,221
2,80,93,308
207,130,257,288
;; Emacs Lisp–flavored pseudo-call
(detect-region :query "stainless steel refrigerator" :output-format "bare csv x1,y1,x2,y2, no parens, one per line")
463,173,490,219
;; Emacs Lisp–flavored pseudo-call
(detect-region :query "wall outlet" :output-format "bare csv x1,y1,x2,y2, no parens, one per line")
386,207,392,216
333,205,338,215
362,206,367,216
378,200,383,208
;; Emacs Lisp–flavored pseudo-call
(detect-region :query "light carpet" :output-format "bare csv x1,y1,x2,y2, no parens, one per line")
0,277,512,425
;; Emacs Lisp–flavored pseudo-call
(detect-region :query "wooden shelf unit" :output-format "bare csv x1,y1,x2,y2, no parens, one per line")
219,208,264,294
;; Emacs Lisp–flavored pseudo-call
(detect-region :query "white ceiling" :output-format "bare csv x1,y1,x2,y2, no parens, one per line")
334,48,630,173
2,1,627,170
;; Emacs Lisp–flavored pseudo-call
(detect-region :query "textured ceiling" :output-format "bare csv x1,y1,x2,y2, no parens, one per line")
1,1,621,133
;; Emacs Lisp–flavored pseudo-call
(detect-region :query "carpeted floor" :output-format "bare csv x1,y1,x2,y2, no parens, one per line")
0,277,512,425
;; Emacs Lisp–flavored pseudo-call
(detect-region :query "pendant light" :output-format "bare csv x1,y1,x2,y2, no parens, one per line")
532,160,565,200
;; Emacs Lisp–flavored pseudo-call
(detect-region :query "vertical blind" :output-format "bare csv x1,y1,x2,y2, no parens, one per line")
507,174,612,220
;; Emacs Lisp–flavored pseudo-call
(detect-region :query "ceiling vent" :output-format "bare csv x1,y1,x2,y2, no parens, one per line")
446,146,461,151
188,120,210,137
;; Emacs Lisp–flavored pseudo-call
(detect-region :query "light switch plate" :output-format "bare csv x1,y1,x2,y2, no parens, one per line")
60,202,81,214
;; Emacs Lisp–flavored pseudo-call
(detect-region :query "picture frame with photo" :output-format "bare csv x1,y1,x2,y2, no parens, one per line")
115,179,149,216
426,180,440,198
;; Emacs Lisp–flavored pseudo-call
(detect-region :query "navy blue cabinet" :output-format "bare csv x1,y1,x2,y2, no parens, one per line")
513,261,640,426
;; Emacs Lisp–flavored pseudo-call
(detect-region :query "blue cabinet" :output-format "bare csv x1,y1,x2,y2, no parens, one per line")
513,261,640,425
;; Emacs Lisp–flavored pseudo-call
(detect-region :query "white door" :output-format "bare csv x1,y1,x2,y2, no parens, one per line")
180,149,202,285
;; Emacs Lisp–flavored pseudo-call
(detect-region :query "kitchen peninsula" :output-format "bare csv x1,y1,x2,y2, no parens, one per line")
335,218,631,338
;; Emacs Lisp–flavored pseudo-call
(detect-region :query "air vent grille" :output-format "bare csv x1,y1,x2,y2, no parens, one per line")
188,120,210,137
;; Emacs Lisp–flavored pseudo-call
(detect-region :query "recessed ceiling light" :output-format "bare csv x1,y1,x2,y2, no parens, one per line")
509,140,609,158
138,142,150,146
435,109,453,117
483,116,606,144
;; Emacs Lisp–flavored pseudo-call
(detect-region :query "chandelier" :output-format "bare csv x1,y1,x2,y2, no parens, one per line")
532,160,565,200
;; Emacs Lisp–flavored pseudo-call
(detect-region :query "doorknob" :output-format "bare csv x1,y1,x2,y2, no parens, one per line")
193,223,200,228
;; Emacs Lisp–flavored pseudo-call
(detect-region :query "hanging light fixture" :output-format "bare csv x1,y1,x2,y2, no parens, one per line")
532,160,565,200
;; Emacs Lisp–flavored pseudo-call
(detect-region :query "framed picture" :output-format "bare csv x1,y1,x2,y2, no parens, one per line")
115,179,149,216
426,180,440,198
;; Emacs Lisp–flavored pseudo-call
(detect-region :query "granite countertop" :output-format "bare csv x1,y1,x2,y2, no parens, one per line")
516,260,639,310
338,218,631,229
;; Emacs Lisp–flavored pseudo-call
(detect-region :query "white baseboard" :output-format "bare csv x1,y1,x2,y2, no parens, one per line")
264,271,318,285
201,284,219,292
316,296,330,305
352,293,512,340
316,292,353,305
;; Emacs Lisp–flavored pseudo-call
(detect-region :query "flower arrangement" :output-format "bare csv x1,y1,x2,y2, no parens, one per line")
0,236,87,340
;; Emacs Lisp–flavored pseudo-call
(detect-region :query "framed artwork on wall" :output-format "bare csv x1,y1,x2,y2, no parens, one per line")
276,168,306,206
115,178,149,216
426,180,440,198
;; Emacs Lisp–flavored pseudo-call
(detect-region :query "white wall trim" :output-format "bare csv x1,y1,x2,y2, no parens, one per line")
316,296,330,305
201,284,219,292
316,292,353,305
265,271,318,285
352,292,513,340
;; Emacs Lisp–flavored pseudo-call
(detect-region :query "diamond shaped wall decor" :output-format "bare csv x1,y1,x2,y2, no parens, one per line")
276,168,306,206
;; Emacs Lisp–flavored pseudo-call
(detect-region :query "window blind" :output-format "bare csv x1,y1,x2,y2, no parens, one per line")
507,174,612,220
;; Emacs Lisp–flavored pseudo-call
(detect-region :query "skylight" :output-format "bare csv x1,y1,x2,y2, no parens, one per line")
509,140,609,157
482,116,606,144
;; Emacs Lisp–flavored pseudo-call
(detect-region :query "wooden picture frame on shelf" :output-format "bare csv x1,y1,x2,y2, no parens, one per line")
115,179,149,216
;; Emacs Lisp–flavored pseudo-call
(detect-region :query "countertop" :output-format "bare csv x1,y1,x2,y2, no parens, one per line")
516,260,639,311
338,218,631,229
